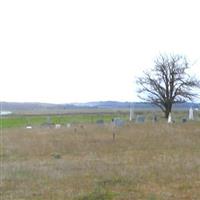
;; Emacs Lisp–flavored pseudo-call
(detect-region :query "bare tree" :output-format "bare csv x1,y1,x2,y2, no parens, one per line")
137,54,200,118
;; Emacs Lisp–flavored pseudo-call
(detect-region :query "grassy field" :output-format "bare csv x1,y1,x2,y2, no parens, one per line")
1,121,200,200
0,113,129,129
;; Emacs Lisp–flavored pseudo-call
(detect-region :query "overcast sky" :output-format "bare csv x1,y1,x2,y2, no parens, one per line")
1,0,200,103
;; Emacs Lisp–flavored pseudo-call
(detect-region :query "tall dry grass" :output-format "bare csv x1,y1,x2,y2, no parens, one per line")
1,122,200,200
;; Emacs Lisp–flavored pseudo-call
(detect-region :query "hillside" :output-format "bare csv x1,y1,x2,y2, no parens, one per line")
1,101,199,113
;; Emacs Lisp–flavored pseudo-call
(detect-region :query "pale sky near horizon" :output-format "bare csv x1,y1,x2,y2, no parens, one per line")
1,0,200,103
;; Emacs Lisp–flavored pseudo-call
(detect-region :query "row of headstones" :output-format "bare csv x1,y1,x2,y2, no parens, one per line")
96,111,196,127
167,107,197,123
26,108,198,129
132,108,198,124
36,116,71,129
108,107,198,127
26,123,71,129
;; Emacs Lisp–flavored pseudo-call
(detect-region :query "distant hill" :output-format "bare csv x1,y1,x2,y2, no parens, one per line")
1,102,66,111
1,101,199,113
70,101,199,110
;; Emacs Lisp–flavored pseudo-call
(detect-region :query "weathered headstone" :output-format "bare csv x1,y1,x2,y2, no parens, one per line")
152,114,158,123
182,118,187,123
111,118,125,141
112,118,125,127
96,119,104,125
46,116,51,124
136,115,145,123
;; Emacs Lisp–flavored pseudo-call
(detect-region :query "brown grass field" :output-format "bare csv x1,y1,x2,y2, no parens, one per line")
1,122,200,200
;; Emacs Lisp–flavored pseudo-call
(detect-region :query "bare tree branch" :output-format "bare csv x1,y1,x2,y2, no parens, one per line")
136,54,200,118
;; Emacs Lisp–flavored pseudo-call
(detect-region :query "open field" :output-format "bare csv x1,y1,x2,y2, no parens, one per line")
1,121,200,200
1,113,128,129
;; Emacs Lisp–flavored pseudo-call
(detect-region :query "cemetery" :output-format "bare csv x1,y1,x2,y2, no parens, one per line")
1,54,200,198
1,111,200,200
1,107,200,130
1,105,200,200
2,0,200,198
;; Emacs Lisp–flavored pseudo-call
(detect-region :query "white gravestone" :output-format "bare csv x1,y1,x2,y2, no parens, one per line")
129,108,134,121
168,113,172,123
189,108,194,120
55,124,61,129
66,123,71,128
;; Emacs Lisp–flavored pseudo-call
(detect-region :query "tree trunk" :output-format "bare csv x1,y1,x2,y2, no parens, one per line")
165,110,169,119
164,103,172,118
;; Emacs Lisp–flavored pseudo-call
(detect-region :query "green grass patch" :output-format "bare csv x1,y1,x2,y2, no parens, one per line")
1,115,46,128
0,113,129,129
76,187,116,200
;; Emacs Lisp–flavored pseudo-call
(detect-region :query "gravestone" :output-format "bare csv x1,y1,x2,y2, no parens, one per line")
112,118,125,127
55,124,61,129
182,118,187,123
168,113,172,123
66,123,71,128
96,119,104,124
152,114,158,123
136,115,145,123
111,118,124,141
46,116,51,124
189,107,194,120
129,108,134,121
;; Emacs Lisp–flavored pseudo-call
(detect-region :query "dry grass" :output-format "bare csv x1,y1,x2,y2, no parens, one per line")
1,122,200,200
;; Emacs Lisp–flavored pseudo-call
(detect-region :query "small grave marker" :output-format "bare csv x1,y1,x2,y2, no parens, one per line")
111,118,125,141
152,114,158,123
136,115,145,123
113,132,115,141
182,118,187,123
66,123,71,128
46,116,51,124
55,124,61,129
96,119,104,125
112,118,125,127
